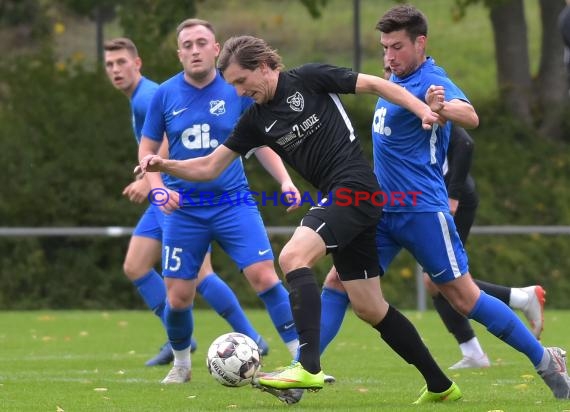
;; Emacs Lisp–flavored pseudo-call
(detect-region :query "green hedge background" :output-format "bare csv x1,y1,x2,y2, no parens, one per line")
2,0,570,309
1,50,570,310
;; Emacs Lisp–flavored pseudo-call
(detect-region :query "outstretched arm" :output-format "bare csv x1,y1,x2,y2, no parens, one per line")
254,146,301,212
355,73,439,130
138,144,240,182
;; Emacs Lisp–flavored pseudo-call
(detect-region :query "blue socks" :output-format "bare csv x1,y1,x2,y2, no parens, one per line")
320,287,350,354
197,273,261,342
469,291,544,366
258,281,298,343
164,303,194,351
133,269,166,321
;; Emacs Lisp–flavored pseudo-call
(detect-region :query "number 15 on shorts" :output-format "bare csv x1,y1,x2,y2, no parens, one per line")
164,246,182,271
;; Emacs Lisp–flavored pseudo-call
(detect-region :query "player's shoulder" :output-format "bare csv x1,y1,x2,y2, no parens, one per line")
420,58,450,81
139,76,159,89
287,63,356,94
421,58,468,100
132,77,158,107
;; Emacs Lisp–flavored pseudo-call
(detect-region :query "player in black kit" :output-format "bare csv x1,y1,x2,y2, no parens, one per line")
138,35,461,404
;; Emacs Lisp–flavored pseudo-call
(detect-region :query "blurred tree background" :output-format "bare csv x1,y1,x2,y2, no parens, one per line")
1,0,569,310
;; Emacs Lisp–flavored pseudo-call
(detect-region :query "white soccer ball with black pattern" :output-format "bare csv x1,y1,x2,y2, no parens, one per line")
206,332,261,387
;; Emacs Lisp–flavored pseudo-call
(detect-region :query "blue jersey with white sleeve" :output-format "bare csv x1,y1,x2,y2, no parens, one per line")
372,57,469,212
142,72,251,203
131,76,159,143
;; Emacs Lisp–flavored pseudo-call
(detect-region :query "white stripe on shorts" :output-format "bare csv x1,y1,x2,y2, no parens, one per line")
316,222,339,249
437,212,461,279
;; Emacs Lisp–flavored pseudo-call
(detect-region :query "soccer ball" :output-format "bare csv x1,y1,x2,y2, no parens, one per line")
206,332,261,387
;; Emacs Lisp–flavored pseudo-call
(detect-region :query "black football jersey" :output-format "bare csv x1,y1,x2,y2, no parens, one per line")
224,63,379,193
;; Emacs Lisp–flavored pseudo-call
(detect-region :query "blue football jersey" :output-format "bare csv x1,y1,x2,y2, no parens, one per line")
372,57,469,212
142,72,252,201
131,76,159,143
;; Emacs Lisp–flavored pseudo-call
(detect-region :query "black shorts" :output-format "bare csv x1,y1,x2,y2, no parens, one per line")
300,186,382,281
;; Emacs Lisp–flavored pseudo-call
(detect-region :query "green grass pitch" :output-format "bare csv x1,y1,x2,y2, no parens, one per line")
1,309,568,411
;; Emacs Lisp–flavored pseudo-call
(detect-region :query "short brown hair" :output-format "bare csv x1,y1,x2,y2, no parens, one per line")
103,37,138,57
376,5,428,41
218,35,283,73
176,18,215,39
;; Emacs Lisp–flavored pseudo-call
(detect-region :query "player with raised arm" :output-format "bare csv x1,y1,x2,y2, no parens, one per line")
319,62,547,372
321,5,570,401
137,34,465,404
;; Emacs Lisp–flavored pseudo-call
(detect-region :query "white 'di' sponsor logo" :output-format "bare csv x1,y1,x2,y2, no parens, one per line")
181,124,219,149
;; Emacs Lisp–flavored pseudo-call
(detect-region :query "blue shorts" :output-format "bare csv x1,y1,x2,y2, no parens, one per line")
132,205,164,241
132,205,212,255
162,201,274,280
376,211,469,284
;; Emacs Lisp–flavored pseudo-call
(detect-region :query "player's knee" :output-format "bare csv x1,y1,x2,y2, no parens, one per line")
123,259,145,281
445,296,470,316
351,297,388,325
168,290,194,309
278,247,300,274
168,297,191,309
352,305,381,326
243,261,280,292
